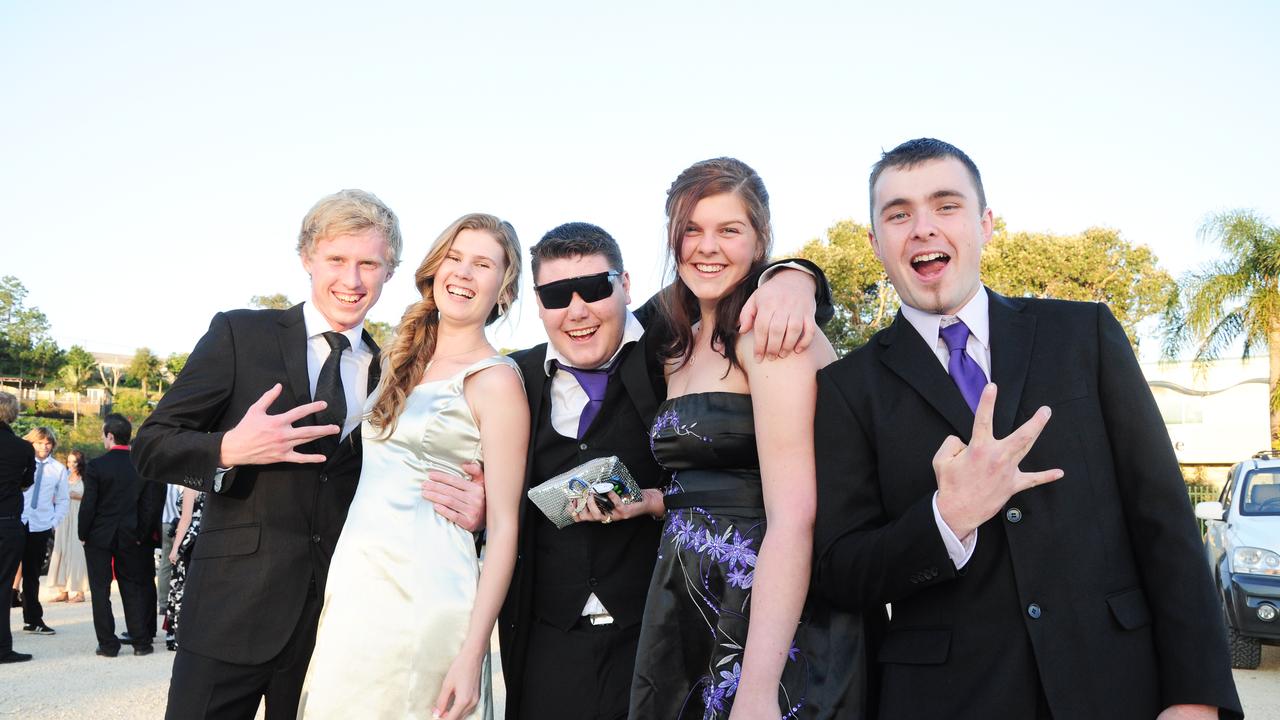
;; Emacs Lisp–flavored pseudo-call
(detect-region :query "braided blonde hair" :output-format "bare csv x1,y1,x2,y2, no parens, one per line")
367,213,520,436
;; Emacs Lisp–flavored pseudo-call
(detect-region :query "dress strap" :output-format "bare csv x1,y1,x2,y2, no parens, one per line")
457,354,523,386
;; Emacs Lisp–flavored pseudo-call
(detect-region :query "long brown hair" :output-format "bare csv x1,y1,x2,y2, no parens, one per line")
367,213,521,436
657,157,773,374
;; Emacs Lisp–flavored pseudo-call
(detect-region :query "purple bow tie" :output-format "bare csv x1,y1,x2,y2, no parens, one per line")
939,320,988,413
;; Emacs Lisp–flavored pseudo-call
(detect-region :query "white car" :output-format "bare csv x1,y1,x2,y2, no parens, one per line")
1195,451,1280,669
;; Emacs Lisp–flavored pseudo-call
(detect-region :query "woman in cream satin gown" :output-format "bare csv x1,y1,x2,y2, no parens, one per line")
300,214,529,720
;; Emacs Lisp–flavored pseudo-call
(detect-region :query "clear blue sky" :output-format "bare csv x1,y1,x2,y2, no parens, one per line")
3,0,1277,358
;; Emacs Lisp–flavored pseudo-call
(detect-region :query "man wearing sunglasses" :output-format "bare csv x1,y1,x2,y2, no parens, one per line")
420,221,830,719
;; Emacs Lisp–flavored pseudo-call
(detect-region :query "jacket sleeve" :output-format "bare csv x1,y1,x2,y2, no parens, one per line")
132,313,236,493
633,257,835,331
49,464,70,530
812,366,957,610
1094,303,1242,717
79,461,98,543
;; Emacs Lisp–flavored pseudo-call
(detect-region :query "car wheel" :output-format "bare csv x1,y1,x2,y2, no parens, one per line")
1228,627,1262,670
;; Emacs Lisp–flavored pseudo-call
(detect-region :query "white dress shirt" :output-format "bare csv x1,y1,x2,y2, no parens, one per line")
899,287,993,570
541,310,645,617
22,455,70,532
302,301,374,440
542,311,645,440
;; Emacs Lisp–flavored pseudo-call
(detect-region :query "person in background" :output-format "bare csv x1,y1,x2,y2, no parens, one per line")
0,391,35,663
165,487,204,651
44,448,90,602
19,425,69,636
80,413,166,657
157,483,183,614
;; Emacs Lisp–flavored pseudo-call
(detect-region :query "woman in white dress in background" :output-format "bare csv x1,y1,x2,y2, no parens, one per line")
299,213,529,720
44,449,88,602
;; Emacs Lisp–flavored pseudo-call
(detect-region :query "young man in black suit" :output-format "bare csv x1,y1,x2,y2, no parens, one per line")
812,138,1242,719
132,189,401,719
451,222,829,719
80,413,165,656
0,391,35,664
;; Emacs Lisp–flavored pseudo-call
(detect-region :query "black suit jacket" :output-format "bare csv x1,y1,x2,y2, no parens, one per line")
80,447,165,550
132,303,379,665
0,422,36,518
813,291,1242,719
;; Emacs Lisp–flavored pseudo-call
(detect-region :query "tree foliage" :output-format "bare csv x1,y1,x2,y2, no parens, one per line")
364,320,394,349
0,275,64,382
251,293,293,310
796,221,897,356
1161,210,1280,445
982,226,1176,349
127,347,163,396
798,219,1175,356
165,352,189,381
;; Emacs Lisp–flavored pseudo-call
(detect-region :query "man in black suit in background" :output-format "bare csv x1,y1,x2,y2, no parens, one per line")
0,391,35,664
80,413,165,656
812,138,1242,719
132,189,400,719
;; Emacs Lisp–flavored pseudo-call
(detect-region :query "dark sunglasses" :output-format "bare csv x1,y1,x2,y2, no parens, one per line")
535,270,620,309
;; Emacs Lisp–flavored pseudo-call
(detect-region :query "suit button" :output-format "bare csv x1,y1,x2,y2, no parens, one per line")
1027,603,1042,619
588,577,599,587
579,443,589,451
311,534,321,544
1006,507,1022,523
319,474,328,483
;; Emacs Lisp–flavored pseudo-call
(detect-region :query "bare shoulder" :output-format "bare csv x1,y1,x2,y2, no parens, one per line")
463,359,525,398
736,328,837,379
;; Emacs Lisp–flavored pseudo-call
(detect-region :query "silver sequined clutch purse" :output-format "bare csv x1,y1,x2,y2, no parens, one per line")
526,456,643,529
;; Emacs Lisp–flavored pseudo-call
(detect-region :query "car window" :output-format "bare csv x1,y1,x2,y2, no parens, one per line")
1239,469,1280,516
1221,465,1238,506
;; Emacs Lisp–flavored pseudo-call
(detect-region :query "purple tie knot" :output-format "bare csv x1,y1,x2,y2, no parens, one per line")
939,320,971,352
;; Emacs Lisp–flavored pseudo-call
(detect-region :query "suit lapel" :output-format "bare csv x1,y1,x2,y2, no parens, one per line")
277,304,313,412
880,312,975,440
987,291,1036,438
617,340,658,424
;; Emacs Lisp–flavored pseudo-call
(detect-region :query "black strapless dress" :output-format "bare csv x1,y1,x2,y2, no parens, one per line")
628,392,870,719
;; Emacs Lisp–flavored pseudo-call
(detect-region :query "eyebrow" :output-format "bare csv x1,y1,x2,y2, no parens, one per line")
878,189,968,216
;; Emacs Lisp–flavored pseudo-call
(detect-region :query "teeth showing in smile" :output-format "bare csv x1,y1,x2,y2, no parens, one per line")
694,263,725,273
567,327,598,339
446,285,475,299
911,252,950,265
333,292,363,305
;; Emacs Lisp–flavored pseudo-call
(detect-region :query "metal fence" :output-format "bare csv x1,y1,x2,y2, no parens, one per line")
1187,482,1220,535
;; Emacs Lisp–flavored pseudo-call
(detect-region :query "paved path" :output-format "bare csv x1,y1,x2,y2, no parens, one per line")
3,584,1276,718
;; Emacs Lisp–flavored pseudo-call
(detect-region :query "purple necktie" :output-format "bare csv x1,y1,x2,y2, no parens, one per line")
939,320,988,413
557,362,612,439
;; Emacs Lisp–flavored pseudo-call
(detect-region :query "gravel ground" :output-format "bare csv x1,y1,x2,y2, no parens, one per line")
3,583,1276,718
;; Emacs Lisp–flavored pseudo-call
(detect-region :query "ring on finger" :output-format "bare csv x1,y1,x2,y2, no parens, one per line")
601,515,612,524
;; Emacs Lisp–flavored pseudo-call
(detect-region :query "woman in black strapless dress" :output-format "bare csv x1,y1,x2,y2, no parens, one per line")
629,159,870,719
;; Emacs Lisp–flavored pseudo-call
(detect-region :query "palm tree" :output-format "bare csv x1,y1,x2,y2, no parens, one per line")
58,362,93,426
1162,210,1280,446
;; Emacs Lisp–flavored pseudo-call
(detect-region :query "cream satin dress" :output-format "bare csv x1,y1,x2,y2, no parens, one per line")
299,355,520,719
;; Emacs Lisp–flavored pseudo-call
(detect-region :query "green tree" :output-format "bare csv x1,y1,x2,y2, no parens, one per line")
0,276,62,382
58,345,97,425
1161,210,1280,446
364,320,394,349
982,226,1176,350
165,352,189,383
127,347,163,396
798,219,1174,356
796,220,897,356
251,294,293,310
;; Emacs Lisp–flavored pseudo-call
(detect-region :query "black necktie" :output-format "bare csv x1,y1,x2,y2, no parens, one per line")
315,331,350,454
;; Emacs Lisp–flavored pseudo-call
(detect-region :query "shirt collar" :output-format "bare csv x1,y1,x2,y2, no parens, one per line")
899,286,991,352
302,301,366,353
544,311,645,376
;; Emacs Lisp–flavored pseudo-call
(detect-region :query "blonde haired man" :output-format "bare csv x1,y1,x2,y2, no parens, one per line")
19,425,68,636
134,190,400,719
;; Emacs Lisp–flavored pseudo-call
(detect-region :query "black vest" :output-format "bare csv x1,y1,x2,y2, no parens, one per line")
529,356,666,631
